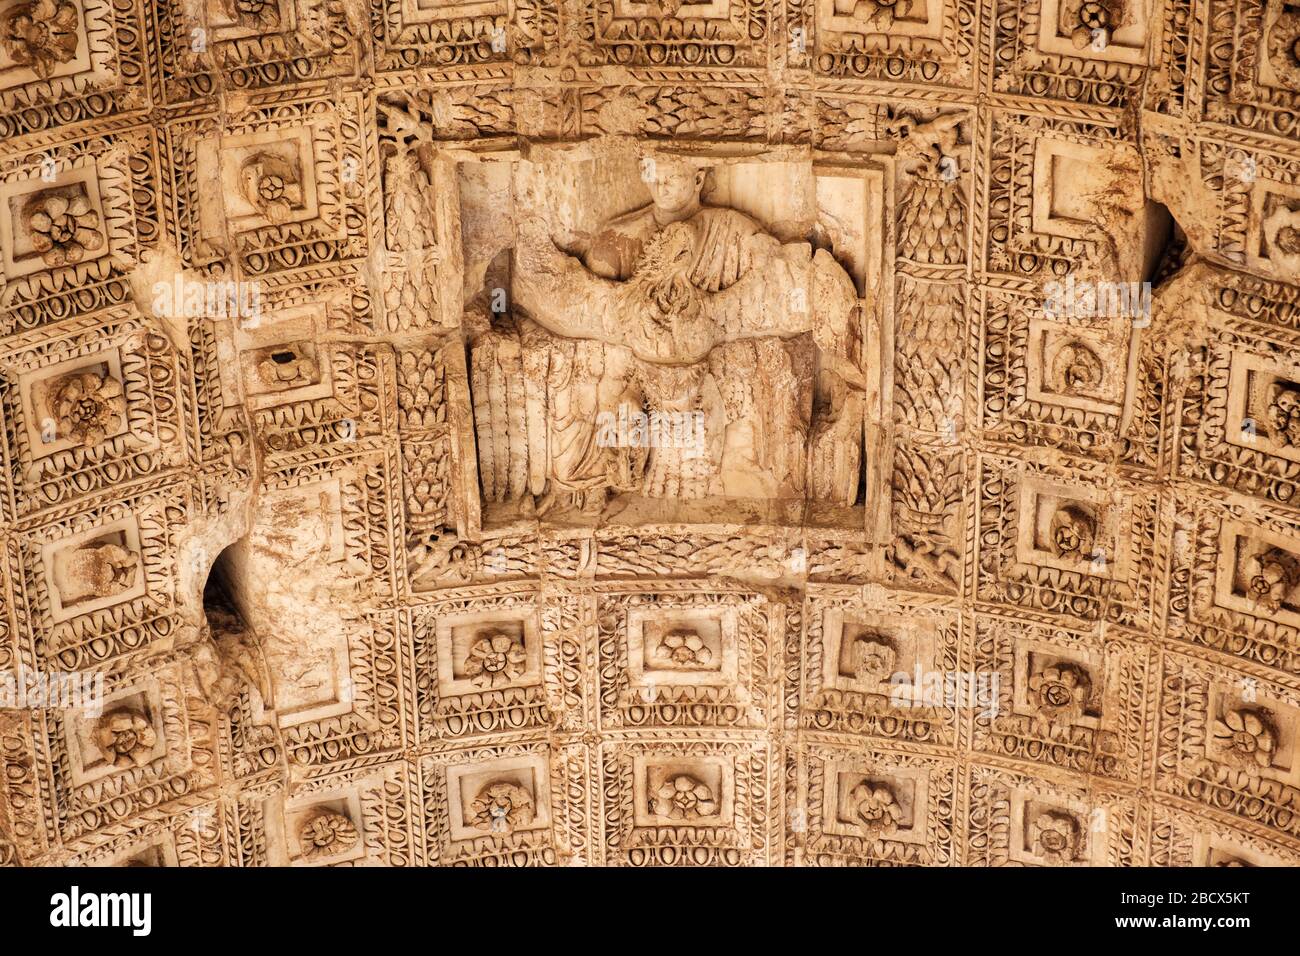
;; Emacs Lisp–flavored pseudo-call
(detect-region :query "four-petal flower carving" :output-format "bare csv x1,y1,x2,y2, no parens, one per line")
651,774,718,821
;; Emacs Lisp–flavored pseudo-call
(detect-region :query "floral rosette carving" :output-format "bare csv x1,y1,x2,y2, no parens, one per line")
48,370,125,447
469,781,535,833
92,708,156,769
1031,811,1081,863
1263,206,1300,272
1,0,79,80
657,628,712,668
239,152,303,225
1266,11,1300,88
849,0,913,29
64,542,139,597
1070,0,1112,49
463,630,527,688
256,349,319,389
1244,547,1300,614
848,637,895,684
1049,504,1096,559
25,193,104,268
1211,707,1277,771
847,781,904,836
1051,342,1104,395
225,0,281,30
1027,662,1090,724
651,774,718,821
1267,384,1300,448
298,810,360,860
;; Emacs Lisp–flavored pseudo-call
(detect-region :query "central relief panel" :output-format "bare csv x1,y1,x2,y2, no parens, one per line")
459,148,883,531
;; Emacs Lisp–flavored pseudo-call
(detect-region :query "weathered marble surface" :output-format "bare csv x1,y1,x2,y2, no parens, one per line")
0,0,1298,867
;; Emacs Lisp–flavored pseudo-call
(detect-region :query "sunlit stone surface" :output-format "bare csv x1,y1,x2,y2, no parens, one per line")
0,0,1299,867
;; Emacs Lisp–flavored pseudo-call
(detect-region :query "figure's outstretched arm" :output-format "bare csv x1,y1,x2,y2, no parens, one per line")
512,216,618,342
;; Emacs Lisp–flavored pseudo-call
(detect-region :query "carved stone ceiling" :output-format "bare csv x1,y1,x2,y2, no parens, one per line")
0,0,1298,869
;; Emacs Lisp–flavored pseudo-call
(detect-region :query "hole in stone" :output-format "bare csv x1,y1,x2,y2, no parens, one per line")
270,350,296,365
202,543,250,628
1142,200,1185,289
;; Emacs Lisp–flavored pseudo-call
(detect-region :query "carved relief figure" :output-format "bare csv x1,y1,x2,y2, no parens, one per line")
8,0,1296,876
574,159,763,288
472,156,864,514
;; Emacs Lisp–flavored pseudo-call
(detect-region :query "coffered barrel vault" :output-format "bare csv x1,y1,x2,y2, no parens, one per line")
0,0,1298,867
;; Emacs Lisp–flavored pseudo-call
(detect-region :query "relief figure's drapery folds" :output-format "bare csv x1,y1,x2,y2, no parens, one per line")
512,214,860,371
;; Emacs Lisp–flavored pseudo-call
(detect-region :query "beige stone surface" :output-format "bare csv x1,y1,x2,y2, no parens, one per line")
0,0,1297,867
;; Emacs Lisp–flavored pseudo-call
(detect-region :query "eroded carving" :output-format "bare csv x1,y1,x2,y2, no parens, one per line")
1,0,78,80
1,0,1297,875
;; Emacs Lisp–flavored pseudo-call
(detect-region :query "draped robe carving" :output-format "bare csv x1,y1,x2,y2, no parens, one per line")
469,167,866,516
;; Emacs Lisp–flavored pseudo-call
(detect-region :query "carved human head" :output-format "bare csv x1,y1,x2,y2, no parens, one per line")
646,157,707,216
